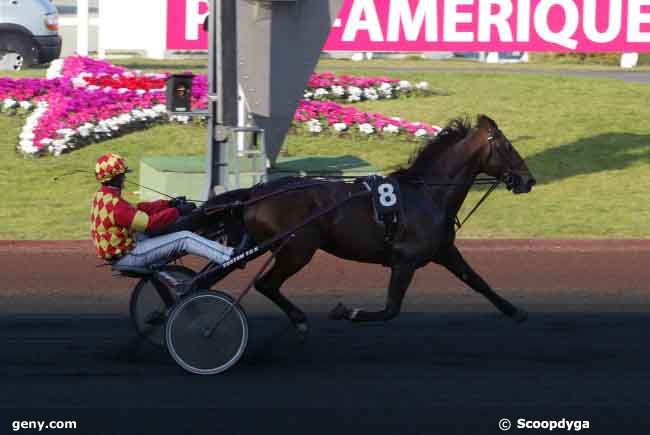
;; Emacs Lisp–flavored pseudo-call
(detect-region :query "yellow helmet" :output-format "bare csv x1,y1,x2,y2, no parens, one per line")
95,153,130,182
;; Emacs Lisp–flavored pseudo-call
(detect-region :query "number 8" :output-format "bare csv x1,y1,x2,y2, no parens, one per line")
378,183,397,207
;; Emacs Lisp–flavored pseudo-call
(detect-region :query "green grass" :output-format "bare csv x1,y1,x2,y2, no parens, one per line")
317,57,650,72
1,60,649,239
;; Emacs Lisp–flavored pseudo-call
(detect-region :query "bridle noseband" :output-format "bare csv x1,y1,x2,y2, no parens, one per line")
487,129,519,191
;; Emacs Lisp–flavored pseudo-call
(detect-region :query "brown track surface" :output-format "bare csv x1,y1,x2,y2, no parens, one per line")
2,239,650,293
2,239,650,432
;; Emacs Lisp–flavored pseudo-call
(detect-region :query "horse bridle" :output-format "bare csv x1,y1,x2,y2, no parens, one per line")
487,129,520,191
455,129,520,230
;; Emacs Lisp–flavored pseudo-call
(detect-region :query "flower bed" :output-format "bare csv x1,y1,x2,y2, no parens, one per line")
295,100,437,137
305,72,433,102
0,56,440,157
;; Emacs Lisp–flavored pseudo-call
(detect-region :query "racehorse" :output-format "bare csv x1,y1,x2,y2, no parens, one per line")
201,115,536,335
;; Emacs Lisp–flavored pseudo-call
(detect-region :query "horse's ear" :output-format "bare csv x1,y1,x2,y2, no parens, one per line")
477,114,497,131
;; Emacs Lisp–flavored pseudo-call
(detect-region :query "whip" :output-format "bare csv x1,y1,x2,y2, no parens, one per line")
52,170,205,203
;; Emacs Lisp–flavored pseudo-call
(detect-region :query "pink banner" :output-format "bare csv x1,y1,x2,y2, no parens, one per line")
167,0,209,50
164,0,650,52
323,0,650,52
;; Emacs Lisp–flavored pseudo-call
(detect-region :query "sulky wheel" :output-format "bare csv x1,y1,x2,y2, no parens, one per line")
166,291,248,375
129,265,196,348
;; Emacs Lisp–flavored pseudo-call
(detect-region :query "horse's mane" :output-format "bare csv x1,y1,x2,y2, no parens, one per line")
390,117,473,178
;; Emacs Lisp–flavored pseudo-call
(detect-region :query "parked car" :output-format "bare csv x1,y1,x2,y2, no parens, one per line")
0,0,61,68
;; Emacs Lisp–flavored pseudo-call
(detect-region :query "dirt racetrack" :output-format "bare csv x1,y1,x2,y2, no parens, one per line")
2,239,650,434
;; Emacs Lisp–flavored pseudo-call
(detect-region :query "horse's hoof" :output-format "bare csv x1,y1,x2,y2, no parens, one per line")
328,303,349,321
512,308,528,324
295,322,309,341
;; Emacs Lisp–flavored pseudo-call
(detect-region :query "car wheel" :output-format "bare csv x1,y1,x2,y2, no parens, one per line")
1,33,38,68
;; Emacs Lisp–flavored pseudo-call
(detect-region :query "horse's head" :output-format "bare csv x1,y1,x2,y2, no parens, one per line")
476,115,536,194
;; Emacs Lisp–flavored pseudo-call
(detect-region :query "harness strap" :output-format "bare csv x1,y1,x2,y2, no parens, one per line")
204,180,333,215
455,181,500,230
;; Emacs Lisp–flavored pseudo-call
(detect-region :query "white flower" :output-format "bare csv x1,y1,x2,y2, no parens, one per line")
379,83,393,97
383,124,399,134
415,129,428,137
363,88,379,100
117,88,129,94
306,119,322,133
143,109,158,118
358,123,374,135
348,86,362,97
78,124,93,137
45,59,64,79
117,114,133,124
3,98,17,109
398,80,412,90
71,76,88,88
415,81,430,90
56,128,75,138
172,115,190,124
347,86,362,102
333,122,347,132
331,85,345,96
51,139,68,156
153,104,167,114
87,85,100,91
19,140,41,154
314,88,328,98
303,91,314,99
19,101,32,110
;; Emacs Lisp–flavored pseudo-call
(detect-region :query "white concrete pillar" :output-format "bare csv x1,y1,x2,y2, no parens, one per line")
485,52,499,63
76,0,89,56
620,53,639,69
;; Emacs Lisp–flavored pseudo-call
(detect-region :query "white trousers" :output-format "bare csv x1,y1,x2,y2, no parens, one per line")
113,231,232,269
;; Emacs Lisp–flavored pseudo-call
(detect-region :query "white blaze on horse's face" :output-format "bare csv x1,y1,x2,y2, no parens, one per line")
478,115,536,194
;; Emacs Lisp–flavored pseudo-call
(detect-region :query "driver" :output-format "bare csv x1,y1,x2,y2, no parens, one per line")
90,153,233,272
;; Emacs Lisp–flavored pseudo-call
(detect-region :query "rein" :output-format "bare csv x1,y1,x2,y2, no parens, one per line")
204,174,503,232
397,175,502,231
454,180,500,230
204,179,334,215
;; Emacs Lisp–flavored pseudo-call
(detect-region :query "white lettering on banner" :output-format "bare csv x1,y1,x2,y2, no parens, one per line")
387,0,437,41
185,0,209,41
534,0,579,49
584,0,622,43
444,0,474,42
478,0,514,42
342,0,384,41
323,0,650,51
628,0,650,42
516,0,531,41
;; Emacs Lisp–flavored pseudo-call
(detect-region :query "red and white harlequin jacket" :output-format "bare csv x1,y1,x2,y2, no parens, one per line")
90,186,180,260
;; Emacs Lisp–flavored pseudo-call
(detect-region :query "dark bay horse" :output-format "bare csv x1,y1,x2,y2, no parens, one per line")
203,115,536,335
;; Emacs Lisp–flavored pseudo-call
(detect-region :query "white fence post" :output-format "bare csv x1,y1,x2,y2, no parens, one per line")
76,0,89,56
621,53,639,69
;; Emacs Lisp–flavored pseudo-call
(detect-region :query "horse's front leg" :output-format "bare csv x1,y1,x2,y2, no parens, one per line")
329,264,415,322
436,244,528,323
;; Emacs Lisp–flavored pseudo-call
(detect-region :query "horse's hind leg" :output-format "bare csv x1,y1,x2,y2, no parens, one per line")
437,244,527,323
329,264,415,322
255,241,318,337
